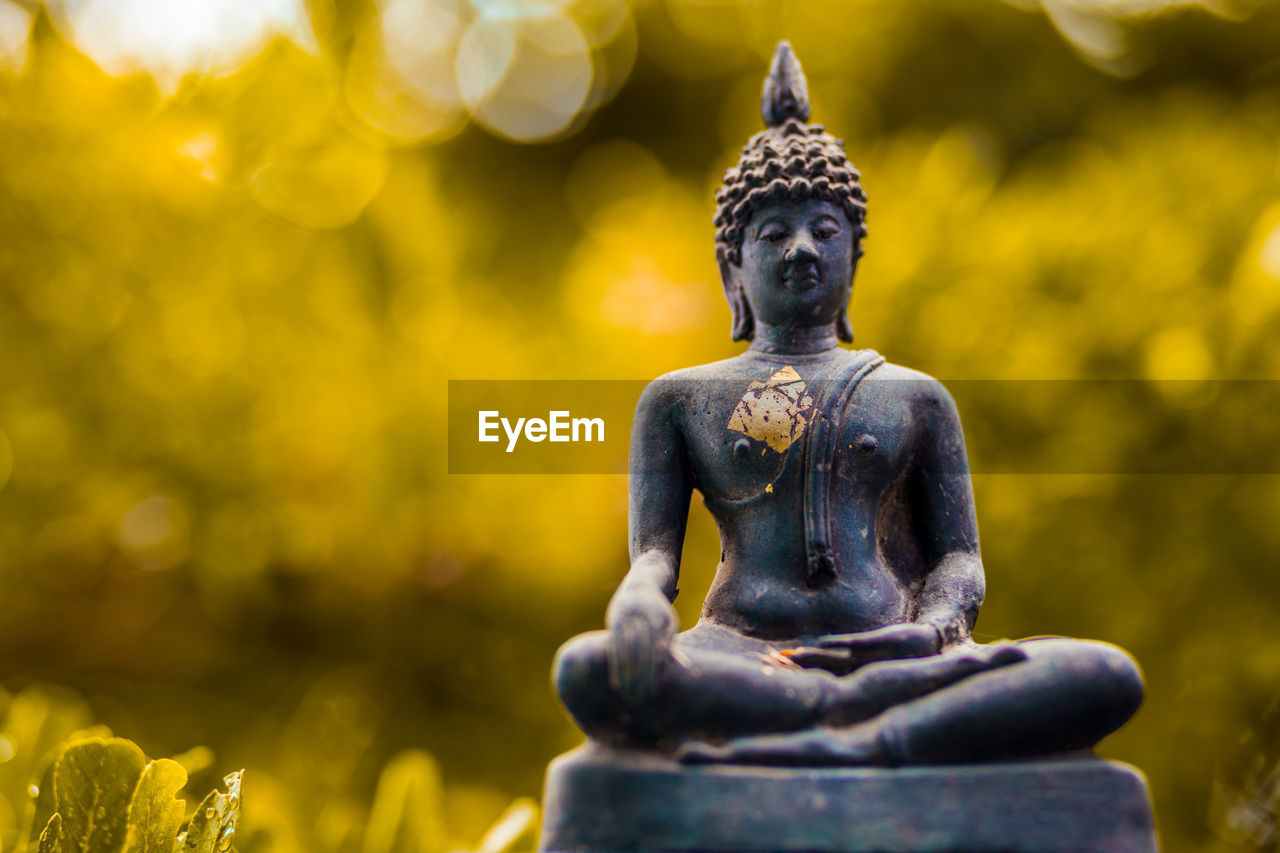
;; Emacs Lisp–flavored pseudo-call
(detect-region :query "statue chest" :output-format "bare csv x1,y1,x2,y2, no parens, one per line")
680,371,916,507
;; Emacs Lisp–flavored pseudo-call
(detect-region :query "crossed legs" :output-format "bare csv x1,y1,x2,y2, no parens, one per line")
553,630,1142,765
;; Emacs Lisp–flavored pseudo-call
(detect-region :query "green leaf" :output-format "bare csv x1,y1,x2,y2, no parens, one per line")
475,799,538,853
24,725,115,850
53,738,147,853
122,759,188,853
37,813,61,853
179,771,241,853
27,747,64,852
361,751,445,853
166,748,214,779
5,686,96,845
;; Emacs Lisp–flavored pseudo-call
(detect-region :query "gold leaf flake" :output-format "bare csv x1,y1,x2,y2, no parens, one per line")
726,366,815,452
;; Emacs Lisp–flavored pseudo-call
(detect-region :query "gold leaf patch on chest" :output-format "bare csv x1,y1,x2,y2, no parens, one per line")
726,365,815,452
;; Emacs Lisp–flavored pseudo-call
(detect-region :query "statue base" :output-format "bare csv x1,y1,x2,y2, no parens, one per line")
539,744,1158,852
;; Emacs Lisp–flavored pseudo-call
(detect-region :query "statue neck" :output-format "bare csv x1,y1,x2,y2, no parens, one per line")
748,323,841,356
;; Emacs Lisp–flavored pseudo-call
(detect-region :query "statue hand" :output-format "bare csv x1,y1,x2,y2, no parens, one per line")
605,585,678,708
785,623,941,675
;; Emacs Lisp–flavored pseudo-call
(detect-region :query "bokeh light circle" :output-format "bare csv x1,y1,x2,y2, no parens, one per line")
44,0,313,90
345,0,468,145
380,0,466,109
455,6,594,142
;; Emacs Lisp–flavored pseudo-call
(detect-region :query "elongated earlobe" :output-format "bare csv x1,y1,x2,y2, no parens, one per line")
838,253,857,343
720,258,755,342
837,311,854,343
730,289,754,341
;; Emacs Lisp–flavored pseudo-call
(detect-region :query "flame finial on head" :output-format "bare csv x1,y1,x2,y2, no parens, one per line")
762,41,811,127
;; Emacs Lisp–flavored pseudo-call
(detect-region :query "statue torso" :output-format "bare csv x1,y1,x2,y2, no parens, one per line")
658,350,939,642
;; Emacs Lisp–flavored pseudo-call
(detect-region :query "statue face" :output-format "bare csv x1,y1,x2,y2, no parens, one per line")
728,198,856,331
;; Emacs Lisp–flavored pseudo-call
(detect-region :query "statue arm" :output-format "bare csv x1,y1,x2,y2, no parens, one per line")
911,379,986,649
624,378,693,598
603,378,693,706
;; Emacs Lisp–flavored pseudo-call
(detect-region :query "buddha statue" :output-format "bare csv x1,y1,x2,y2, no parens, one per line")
541,42,1154,853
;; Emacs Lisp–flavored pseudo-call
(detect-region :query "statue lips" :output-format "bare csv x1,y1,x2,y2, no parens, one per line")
782,263,820,292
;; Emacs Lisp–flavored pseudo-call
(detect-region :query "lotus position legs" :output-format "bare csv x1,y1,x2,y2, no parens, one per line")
555,632,1142,765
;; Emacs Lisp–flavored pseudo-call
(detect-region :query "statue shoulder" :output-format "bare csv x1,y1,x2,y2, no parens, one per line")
865,361,962,421
635,364,711,428
638,357,744,407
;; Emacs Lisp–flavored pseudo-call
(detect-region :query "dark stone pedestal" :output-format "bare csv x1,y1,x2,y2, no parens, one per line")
539,744,1158,852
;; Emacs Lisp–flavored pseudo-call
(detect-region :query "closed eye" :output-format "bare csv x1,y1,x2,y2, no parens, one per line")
812,217,841,240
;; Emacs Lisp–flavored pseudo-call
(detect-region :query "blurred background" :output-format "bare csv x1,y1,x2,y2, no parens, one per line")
1,0,1279,849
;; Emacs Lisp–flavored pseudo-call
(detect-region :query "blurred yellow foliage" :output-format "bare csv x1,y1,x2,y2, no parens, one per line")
0,0,1279,850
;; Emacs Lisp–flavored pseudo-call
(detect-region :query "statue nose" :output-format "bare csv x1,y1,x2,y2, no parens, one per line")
785,237,819,263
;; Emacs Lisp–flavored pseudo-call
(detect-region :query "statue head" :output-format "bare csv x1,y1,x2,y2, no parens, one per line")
714,43,868,342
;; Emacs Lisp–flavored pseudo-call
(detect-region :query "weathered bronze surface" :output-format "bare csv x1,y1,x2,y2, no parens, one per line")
542,43,1154,852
